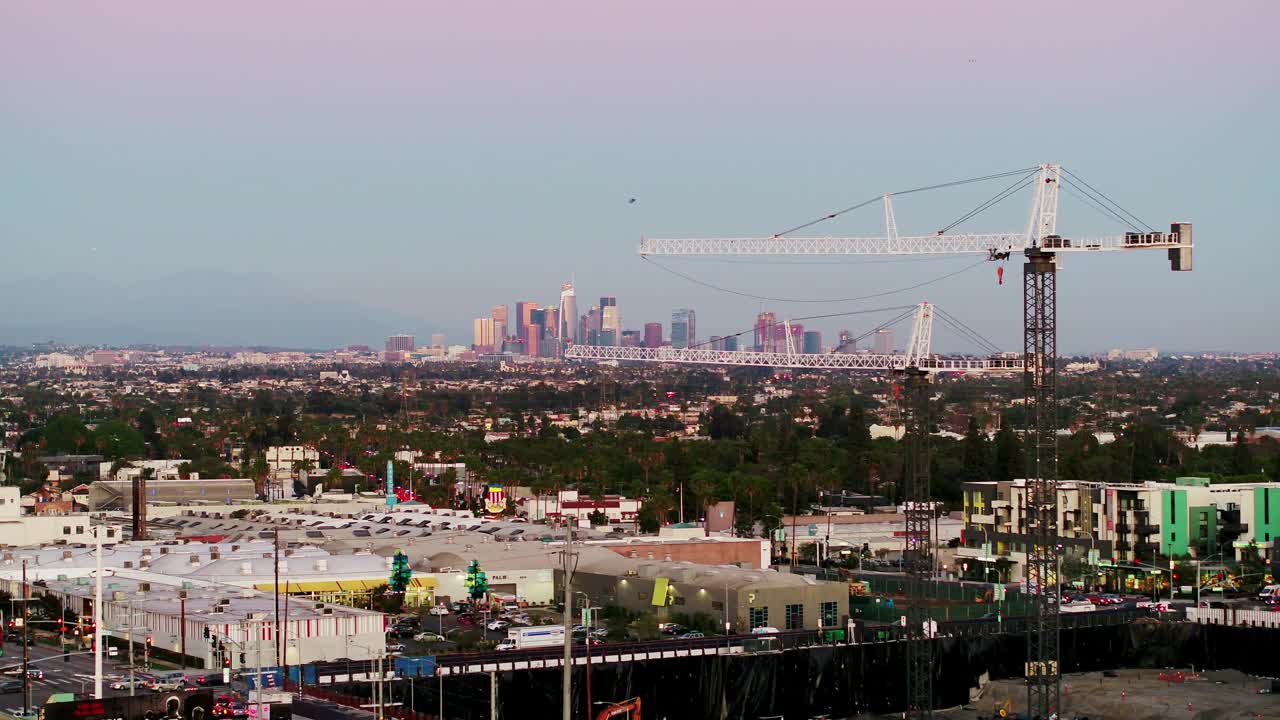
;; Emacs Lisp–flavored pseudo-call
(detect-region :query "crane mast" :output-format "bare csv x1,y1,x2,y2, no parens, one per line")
627,163,1191,720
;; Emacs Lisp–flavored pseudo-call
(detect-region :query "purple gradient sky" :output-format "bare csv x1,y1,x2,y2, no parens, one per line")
2,1,1277,350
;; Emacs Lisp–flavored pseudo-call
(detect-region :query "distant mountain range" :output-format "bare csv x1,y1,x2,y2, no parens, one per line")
0,270,452,348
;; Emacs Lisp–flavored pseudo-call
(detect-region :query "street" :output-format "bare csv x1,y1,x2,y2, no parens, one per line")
0,641,204,713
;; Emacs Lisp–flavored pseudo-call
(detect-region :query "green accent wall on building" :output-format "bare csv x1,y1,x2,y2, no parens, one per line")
1188,505,1217,555
1161,489,1189,557
1253,487,1280,545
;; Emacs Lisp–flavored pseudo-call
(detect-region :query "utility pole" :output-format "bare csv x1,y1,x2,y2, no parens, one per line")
127,599,135,697
274,528,281,668
255,619,265,720
21,561,30,717
94,526,104,699
561,519,574,720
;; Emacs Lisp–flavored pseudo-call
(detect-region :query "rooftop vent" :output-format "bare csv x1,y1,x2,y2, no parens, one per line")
315,559,328,573
239,562,252,576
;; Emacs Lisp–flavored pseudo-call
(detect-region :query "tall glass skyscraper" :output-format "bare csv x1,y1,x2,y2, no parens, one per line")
671,308,696,349
558,281,577,344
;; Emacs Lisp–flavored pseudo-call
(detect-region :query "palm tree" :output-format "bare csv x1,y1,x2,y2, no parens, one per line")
248,456,271,499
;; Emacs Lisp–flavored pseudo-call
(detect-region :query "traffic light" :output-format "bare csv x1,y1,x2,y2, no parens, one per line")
239,652,246,666
223,653,231,668
146,636,153,649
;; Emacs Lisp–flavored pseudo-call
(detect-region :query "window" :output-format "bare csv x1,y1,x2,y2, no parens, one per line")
749,607,769,629
785,604,804,630
62,527,71,535
820,601,838,628
75,526,84,534
711,601,724,611
673,596,686,606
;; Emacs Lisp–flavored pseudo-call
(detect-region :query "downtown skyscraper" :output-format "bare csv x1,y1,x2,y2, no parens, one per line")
599,296,620,346
671,308,696,349
558,281,577,345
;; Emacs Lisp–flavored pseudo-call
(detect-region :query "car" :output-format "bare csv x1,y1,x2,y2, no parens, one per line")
386,643,405,654
486,620,510,632
573,636,602,646
110,678,150,691
414,632,446,643
589,628,608,638
386,627,416,639
25,669,42,680
428,606,450,616
148,671,188,692
507,615,531,626
677,631,705,639
496,639,518,651
396,616,421,628
1100,594,1122,605
750,626,780,635
0,680,23,694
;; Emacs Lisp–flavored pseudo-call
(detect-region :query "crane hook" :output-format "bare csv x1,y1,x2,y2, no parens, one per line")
997,266,1004,285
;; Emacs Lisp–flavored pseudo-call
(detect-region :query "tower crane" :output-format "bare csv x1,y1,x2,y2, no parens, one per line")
629,164,1192,719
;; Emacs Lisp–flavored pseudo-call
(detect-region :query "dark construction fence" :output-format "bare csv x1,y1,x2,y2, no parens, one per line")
322,622,1280,720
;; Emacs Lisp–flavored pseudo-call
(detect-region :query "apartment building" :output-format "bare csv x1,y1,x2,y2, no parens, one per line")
957,477,1280,583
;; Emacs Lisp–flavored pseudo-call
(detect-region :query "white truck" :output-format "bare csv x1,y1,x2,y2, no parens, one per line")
497,624,565,651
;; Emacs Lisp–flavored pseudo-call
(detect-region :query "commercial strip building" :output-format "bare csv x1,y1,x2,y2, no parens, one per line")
570,550,849,633
0,545,385,667
957,477,1280,583
0,486,124,546
514,489,641,525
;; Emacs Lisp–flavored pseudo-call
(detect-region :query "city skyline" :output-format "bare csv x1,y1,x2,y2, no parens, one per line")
4,2,1277,352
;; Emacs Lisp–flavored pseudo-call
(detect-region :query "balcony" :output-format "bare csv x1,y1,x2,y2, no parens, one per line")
1115,522,1131,533
1136,524,1159,536
968,513,995,525
1115,541,1132,552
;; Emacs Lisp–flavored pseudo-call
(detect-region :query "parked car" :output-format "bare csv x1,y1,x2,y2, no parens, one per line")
677,631,705,639
414,632,446,643
386,627,416,639
386,643,405,654
486,620,510,632
396,616,421,628
750,627,780,635
0,680,23,694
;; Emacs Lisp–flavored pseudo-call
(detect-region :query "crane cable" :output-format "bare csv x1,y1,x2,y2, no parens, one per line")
641,254,988,304
1061,167,1155,232
932,306,1003,355
771,166,1041,237
829,307,920,353
936,169,1041,235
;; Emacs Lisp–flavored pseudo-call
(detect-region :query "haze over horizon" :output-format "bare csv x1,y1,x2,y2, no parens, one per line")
3,1,1277,353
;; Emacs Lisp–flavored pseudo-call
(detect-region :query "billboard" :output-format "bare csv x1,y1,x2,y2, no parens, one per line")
485,484,506,515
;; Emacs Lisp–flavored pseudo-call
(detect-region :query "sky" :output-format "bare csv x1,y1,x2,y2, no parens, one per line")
2,1,1277,352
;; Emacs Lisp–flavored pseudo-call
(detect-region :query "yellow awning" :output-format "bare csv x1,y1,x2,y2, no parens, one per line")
254,581,343,593
337,579,386,591
409,577,437,589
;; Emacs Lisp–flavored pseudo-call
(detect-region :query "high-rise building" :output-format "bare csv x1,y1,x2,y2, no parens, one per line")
585,306,602,345
385,335,415,353
543,306,559,340
559,282,578,345
643,323,663,348
430,333,445,348
754,312,775,352
491,305,509,343
671,308,696,349
472,318,495,351
599,329,616,347
524,323,540,357
837,329,854,353
709,335,724,351
873,328,895,354
723,336,738,351
515,301,538,344
803,331,822,354
599,296,620,345
621,330,641,347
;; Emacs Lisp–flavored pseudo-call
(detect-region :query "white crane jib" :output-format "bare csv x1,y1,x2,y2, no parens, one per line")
639,164,1192,271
